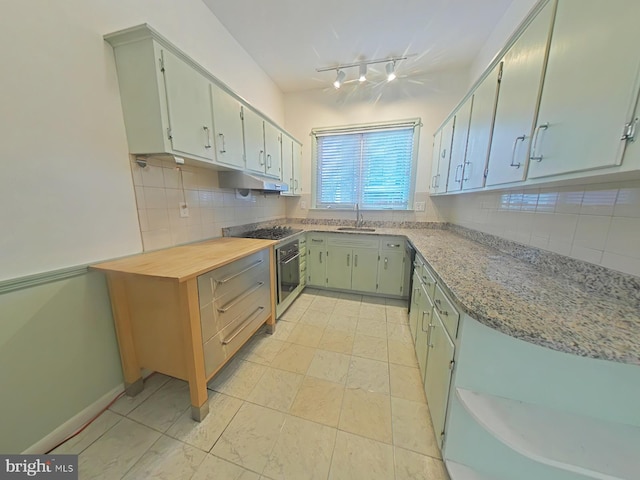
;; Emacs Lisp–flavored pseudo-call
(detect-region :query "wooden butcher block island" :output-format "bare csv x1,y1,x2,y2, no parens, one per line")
92,237,277,421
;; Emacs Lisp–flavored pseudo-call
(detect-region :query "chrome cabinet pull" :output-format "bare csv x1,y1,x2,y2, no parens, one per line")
530,123,549,162
387,243,400,248
217,282,264,313
222,306,264,345
431,175,437,188
412,287,419,304
259,150,265,165
295,179,299,191
510,135,526,168
355,254,358,267
267,154,272,169
319,251,323,263
454,164,463,183
218,133,226,153
347,254,350,267
204,126,211,148
384,257,388,270
216,259,263,284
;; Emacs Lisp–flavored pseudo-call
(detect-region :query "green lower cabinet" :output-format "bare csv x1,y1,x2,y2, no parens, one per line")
377,250,407,296
326,246,352,290
409,272,423,343
351,249,379,293
415,283,434,380
306,235,326,287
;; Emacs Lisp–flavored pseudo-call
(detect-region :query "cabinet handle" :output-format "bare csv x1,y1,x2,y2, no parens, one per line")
412,287,419,304
259,150,265,165
428,322,436,348
435,173,441,188
216,259,263,284
384,257,388,270
354,254,358,267
203,126,211,148
311,239,323,243
267,154,272,169
218,133,226,153
217,282,264,313
529,123,549,162
431,175,437,188
387,243,401,248
510,135,526,168
421,311,431,332
347,254,350,267
295,179,299,191
454,164,463,183
441,148,447,159
222,306,264,345
319,251,323,263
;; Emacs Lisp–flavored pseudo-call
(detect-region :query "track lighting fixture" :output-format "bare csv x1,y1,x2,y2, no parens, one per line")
316,55,410,89
333,70,346,89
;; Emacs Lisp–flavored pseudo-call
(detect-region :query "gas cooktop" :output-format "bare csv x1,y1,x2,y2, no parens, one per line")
240,226,303,241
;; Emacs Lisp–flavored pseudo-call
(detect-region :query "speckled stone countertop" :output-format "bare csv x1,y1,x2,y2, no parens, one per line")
285,223,640,366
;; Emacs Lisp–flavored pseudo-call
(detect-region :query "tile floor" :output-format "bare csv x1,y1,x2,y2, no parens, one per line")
58,289,450,479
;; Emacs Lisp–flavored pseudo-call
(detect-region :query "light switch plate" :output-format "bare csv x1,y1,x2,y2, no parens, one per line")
300,200,307,210
414,201,426,212
179,202,189,217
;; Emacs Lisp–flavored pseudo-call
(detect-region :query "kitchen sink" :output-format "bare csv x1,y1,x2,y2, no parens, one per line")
336,227,376,232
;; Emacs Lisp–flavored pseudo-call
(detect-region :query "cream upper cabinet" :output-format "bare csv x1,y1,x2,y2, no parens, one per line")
447,98,473,192
242,107,266,175
210,83,244,170
461,63,502,191
527,0,640,179
263,122,282,179
431,117,455,194
485,2,554,187
281,134,294,195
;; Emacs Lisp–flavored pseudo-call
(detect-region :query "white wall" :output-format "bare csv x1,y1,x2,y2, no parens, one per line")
0,0,284,281
283,70,469,223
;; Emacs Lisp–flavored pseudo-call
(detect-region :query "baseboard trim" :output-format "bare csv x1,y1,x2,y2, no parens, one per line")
22,383,124,454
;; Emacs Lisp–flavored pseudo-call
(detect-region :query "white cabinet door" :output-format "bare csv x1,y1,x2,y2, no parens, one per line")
210,83,244,169
292,141,302,194
281,134,294,195
326,246,352,290
485,2,554,187
431,118,454,194
264,122,282,179
424,309,455,447
430,130,442,195
242,107,265,175
447,98,473,192
462,64,502,191
162,49,214,161
527,0,640,179
377,251,406,297
415,288,434,381
409,272,422,343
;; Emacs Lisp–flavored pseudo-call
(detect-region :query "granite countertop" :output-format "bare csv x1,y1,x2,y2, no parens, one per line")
286,223,640,366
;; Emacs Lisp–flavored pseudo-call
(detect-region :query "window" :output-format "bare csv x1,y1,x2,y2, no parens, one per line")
312,119,420,210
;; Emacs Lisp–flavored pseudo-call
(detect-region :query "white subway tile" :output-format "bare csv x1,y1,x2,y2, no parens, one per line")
137,209,149,232
555,189,583,214
547,239,572,256
601,252,640,277
536,190,558,212
146,209,170,231
143,187,167,209
573,215,612,250
170,227,190,246
134,186,145,210
185,189,200,208
570,245,603,265
142,228,172,251
580,188,618,216
548,214,578,243
614,184,640,218
163,167,181,189
140,164,165,188
604,217,640,258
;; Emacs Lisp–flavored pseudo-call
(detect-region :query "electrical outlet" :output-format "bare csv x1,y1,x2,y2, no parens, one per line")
179,202,189,218
300,200,307,210
414,201,426,212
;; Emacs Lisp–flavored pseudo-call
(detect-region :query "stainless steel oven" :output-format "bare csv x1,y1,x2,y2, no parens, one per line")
276,238,301,305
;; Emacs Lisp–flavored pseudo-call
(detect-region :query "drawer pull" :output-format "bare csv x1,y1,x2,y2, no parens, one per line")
217,282,264,313
216,259,264,284
387,243,401,248
222,306,265,345
311,239,324,243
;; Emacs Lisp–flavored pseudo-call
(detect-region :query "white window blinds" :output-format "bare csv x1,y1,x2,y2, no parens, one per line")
314,122,418,210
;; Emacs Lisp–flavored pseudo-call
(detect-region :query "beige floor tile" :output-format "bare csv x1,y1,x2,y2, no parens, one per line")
333,299,361,317
289,377,344,427
211,403,286,473
358,303,387,321
308,295,338,312
263,415,336,480
386,306,409,324
390,363,427,403
280,304,307,323
207,358,268,400
327,314,359,333
270,320,296,341
355,319,388,339
128,378,191,432
352,334,388,362
123,435,206,479
391,397,441,458
109,373,172,416
52,410,122,454
287,324,325,348
299,309,331,328
346,356,390,394
270,342,315,374
328,431,394,480
78,417,161,480
306,349,351,384
166,391,243,452
339,389,392,443
394,446,449,480
192,454,260,480
238,333,285,366
318,329,354,354
247,368,304,412
388,340,419,367
387,323,413,344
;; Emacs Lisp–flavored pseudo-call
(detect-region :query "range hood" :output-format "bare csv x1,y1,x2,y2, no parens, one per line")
218,170,288,193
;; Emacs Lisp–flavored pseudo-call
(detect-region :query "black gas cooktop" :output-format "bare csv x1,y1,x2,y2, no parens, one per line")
240,226,303,240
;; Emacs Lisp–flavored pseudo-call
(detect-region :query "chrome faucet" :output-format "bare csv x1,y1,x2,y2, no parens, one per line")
355,203,364,228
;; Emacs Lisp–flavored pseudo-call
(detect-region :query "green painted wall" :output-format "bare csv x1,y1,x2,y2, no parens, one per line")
0,272,123,453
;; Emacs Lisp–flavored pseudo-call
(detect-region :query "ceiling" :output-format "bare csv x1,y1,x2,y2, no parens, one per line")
201,0,515,93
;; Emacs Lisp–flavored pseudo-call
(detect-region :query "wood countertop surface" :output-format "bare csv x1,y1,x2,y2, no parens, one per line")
91,237,276,282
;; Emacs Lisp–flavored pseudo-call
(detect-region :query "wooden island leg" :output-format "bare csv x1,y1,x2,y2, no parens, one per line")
266,245,277,334
179,278,209,421
106,273,143,396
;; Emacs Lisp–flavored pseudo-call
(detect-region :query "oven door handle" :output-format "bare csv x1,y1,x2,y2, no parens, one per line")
282,252,300,265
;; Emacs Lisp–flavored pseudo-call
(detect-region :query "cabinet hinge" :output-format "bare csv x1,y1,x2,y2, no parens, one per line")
621,118,638,141
240,109,244,121
378,255,380,261
497,61,503,82
484,166,489,178
167,127,172,140
449,360,455,370
376,283,379,289
159,57,165,73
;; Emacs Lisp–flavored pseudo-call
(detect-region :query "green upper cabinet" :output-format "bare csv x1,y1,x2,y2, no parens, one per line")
485,2,554,186
263,122,282,179
292,141,303,195
431,117,454,194
242,107,266,175
351,248,379,293
527,0,640,179
210,83,244,169
447,97,473,192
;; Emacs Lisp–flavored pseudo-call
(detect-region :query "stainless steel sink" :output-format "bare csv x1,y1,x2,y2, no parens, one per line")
336,227,376,232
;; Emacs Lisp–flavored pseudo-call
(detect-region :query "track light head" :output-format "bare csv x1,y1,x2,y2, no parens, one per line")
386,61,396,82
333,70,346,89
358,64,367,82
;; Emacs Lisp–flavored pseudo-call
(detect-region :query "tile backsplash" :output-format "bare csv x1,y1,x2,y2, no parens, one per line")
434,180,640,277
130,158,286,251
